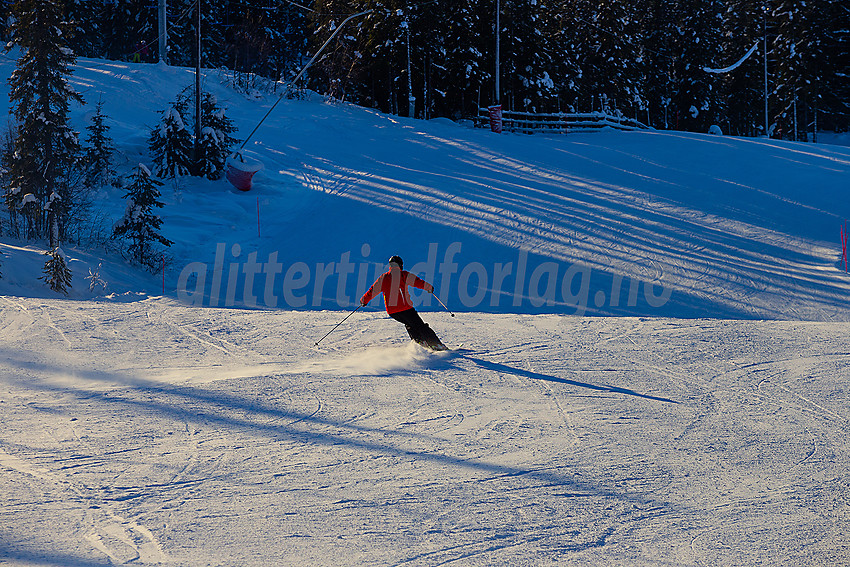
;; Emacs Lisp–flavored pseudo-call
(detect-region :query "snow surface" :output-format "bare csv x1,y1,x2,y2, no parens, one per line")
2,299,849,566
1,55,849,566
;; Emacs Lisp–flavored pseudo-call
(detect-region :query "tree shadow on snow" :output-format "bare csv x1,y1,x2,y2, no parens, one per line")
0,349,680,513
0,543,109,567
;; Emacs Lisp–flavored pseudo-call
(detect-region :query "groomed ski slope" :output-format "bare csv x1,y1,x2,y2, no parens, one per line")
1,299,848,566
0,56,849,566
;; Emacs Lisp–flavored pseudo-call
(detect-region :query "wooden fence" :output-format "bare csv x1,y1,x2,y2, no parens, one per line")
475,108,650,134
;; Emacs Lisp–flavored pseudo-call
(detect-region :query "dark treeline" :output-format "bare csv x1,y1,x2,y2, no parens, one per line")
2,0,848,137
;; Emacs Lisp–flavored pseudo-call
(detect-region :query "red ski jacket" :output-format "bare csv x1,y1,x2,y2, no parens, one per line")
361,269,431,314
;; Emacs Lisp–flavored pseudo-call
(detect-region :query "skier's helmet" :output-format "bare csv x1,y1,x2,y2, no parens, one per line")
388,255,403,269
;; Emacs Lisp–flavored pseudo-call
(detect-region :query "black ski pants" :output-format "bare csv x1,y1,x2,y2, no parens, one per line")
389,308,440,345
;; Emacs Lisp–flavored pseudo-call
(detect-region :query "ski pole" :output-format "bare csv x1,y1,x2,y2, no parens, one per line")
315,304,364,347
430,290,455,317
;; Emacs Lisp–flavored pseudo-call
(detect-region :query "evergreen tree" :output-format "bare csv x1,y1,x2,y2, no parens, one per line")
0,0,14,42
433,0,490,118
195,127,222,180
83,99,116,187
197,92,239,180
5,0,84,247
641,0,681,128
149,90,237,180
219,0,306,84
311,0,375,104
717,0,765,136
103,0,156,62
167,0,227,67
113,164,173,270
42,211,72,292
41,246,72,295
2,0,842,136
541,0,582,114
774,0,849,137
669,0,725,132
202,0,229,69
406,0,446,118
500,0,557,112
263,1,310,86
66,0,104,58
149,99,194,178
102,1,133,60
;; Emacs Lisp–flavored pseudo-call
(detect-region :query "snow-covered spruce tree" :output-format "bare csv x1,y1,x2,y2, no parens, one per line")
151,91,238,180
717,0,766,136
432,0,490,118
499,0,557,113
65,0,104,58
113,164,173,271
668,0,725,132
774,0,850,137
84,99,116,188
149,101,194,178
0,0,11,42
197,92,239,180
569,0,647,119
41,244,72,295
640,0,682,129
258,1,309,89
6,0,83,258
167,0,227,67
42,190,72,293
102,0,157,62
215,0,275,81
195,127,222,181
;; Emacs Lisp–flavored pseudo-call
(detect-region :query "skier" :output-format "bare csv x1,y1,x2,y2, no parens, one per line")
360,255,447,350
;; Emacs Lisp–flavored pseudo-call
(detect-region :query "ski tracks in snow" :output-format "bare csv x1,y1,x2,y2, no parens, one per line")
2,300,849,565
0,439,169,565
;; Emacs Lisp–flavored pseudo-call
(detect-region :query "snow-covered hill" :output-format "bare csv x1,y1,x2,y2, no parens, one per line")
1,54,849,320
1,57,849,567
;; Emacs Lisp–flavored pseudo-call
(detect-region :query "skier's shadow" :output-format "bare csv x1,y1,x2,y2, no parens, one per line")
461,355,678,404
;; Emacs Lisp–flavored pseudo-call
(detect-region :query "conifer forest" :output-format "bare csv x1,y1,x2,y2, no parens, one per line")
2,0,848,138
